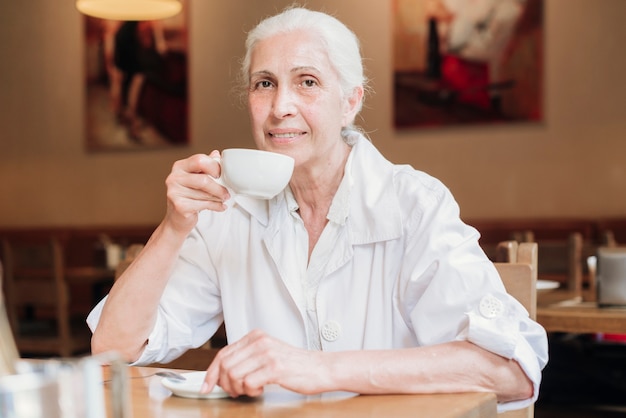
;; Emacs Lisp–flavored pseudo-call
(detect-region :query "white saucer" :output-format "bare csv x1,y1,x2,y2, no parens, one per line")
536,280,560,291
161,371,229,399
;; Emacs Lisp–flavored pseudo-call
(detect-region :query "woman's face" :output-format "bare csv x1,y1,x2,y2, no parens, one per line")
247,30,360,169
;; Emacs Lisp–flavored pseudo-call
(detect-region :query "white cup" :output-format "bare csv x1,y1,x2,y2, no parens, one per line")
214,149,294,199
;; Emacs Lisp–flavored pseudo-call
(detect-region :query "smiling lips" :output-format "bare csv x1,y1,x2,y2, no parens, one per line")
268,131,306,144
270,132,304,138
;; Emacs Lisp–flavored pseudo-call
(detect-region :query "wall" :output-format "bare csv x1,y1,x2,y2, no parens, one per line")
0,0,625,228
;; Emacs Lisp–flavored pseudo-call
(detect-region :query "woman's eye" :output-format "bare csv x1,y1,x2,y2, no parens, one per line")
254,80,273,89
302,79,317,87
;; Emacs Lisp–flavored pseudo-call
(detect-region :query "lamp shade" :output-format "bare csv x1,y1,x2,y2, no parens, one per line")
76,0,182,21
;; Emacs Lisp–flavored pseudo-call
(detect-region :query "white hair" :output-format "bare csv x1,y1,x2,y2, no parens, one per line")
240,7,368,135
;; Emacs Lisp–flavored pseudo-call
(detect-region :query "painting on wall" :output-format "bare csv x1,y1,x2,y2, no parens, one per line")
393,0,543,130
84,5,189,151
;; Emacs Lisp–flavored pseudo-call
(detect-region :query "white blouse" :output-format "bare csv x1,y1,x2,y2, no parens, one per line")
88,134,548,412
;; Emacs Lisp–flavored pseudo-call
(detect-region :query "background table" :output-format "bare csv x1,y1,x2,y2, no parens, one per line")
537,290,626,334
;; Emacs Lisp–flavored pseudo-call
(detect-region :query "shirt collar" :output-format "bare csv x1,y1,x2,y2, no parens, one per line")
344,133,403,244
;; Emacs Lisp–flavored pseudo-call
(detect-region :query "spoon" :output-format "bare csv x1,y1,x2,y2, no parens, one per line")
156,370,187,381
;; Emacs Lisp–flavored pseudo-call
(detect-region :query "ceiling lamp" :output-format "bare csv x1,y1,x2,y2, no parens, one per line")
76,0,182,21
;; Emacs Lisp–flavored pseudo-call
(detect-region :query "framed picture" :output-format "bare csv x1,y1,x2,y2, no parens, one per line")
393,0,543,129
84,5,189,151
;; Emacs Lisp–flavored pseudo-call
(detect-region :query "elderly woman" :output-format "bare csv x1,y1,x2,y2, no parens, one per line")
88,7,547,413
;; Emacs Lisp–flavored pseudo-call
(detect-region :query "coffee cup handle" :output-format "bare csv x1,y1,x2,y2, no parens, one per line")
209,156,227,188
209,156,236,204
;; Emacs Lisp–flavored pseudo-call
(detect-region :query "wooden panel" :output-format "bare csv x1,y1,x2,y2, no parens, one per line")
13,280,59,305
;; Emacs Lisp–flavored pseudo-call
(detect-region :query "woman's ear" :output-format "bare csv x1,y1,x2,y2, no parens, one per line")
341,86,364,127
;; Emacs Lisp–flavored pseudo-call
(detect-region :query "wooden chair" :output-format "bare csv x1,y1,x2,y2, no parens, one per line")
600,230,618,247
1,236,92,358
514,231,583,298
494,241,538,418
496,240,519,263
0,259,20,375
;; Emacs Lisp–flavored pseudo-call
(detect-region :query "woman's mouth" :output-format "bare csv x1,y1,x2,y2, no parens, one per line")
270,132,304,139
268,131,306,143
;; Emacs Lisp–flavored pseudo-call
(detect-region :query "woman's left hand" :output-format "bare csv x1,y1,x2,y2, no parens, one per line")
201,329,329,397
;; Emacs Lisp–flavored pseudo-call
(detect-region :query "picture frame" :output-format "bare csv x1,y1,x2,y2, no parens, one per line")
393,0,544,129
84,5,189,151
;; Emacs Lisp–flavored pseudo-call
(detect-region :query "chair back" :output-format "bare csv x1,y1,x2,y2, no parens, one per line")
494,242,537,418
496,240,519,263
515,231,584,298
495,241,538,319
601,230,618,247
1,235,91,357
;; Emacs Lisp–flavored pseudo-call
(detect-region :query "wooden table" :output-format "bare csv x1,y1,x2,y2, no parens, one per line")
103,366,498,418
537,289,626,334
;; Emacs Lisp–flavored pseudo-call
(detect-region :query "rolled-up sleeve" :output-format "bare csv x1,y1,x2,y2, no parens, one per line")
465,290,548,412
400,177,548,412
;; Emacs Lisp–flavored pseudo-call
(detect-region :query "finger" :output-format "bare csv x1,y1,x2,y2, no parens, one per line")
172,153,221,178
214,348,251,396
220,361,266,397
238,365,270,397
174,172,230,201
201,334,256,396
166,170,230,207
215,332,275,396
201,344,257,396
167,195,227,217
201,351,223,394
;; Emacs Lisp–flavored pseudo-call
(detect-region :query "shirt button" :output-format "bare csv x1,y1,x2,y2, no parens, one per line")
321,320,341,342
479,295,504,319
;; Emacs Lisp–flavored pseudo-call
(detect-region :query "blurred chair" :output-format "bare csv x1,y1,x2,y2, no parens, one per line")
495,240,519,263
495,241,538,418
1,236,92,358
495,241,538,320
600,230,618,247
114,243,145,280
0,259,20,375
515,231,584,298
511,230,535,245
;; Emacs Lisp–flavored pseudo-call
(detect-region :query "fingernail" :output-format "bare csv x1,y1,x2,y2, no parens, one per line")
200,382,210,394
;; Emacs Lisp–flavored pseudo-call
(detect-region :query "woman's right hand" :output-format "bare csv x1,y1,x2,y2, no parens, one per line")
163,150,231,235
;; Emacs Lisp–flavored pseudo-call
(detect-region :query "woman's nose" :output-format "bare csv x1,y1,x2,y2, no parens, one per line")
272,86,297,118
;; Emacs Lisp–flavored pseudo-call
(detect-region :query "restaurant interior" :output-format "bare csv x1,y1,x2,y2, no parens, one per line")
1,1,625,417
